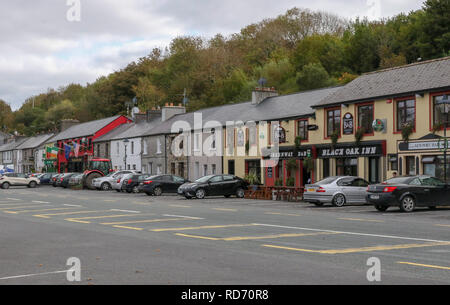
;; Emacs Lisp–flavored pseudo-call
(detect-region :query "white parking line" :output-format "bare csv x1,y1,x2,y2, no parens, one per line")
254,223,450,243
110,209,141,214
0,270,70,281
32,201,50,204
63,204,83,208
163,214,204,220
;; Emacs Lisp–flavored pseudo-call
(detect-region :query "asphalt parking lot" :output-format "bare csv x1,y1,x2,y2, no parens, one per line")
0,186,449,285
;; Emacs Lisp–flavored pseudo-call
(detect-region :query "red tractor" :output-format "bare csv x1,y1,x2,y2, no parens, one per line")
83,158,113,190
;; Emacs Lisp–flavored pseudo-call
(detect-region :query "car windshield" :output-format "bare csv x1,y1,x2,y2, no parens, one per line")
315,177,338,185
385,177,414,184
195,175,215,183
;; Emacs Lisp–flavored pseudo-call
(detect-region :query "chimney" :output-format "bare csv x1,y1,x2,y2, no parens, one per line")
162,104,186,122
60,119,80,132
251,87,278,105
133,113,148,123
146,109,162,122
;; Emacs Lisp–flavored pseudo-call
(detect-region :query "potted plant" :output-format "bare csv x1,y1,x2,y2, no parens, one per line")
244,172,260,191
432,122,444,134
303,156,315,173
294,136,302,149
287,158,299,172
274,178,283,186
286,177,295,187
330,130,339,148
355,127,365,146
401,123,414,143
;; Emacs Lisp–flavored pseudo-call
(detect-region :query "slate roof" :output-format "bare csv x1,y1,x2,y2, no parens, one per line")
143,86,342,136
0,137,28,152
314,56,450,108
15,134,55,150
51,115,124,142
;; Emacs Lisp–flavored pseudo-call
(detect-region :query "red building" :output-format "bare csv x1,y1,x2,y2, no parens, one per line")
51,115,132,173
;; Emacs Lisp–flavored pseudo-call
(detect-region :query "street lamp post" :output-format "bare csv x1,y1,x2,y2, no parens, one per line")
123,138,129,170
436,94,450,183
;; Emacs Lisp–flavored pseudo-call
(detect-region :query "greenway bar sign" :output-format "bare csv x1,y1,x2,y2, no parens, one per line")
399,140,450,151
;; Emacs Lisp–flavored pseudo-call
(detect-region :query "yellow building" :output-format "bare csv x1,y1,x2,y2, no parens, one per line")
223,56,450,186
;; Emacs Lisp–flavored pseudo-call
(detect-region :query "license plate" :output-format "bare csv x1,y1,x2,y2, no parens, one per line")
308,188,315,192
370,195,380,200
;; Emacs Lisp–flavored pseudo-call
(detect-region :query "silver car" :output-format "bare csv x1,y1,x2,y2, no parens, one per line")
304,176,370,207
92,170,137,191
112,173,134,192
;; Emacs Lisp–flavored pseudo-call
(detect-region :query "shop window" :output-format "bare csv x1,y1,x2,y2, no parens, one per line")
246,160,261,183
171,163,176,175
405,156,416,176
433,95,450,127
228,160,235,175
369,157,380,183
297,120,308,141
336,158,358,176
358,104,374,134
396,99,415,131
327,109,341,137
389,155,398,171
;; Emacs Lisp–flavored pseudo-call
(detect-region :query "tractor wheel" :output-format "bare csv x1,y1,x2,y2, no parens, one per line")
85,172,103,190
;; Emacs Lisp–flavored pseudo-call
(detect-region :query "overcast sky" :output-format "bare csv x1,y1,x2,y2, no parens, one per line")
0,0,424,110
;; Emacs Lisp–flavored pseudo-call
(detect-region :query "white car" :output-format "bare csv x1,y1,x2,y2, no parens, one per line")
92,170,137,191
0,173,40,189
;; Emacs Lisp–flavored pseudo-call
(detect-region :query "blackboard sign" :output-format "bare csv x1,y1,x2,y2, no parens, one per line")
267,167,273,178
343,113,354,135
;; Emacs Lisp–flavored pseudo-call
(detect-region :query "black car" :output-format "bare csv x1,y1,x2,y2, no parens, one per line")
366,175,450,212
60,173,81,188
138,175,188,196
39,173,58,185
124,174,151,193
178,174,248,199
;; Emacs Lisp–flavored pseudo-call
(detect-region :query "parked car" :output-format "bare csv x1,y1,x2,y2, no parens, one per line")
366,175,450,212
138,174,188,196
61,173,81,188
0,173,40,189
123,174,152,193
68,173,84,187
304,176,370,207
178,174,248,199
54,173,74,187
39,173,58,185
112,173,134,192
52,174,63,187
92,170,138,191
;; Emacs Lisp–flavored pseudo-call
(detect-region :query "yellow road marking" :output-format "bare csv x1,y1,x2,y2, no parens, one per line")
265,212,302,217
65,213,154,224
436,224,450,228
397,261,450,271
112,225,144,231
151,224,258,232
262,242,450,254
223,232,339,241
338,218,384,223
5,208,76,214
33,210,112,219
212,208,237,212
175,233,221,241
101,218,184,225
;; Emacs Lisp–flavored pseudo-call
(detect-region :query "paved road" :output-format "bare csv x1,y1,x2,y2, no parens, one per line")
0,186,449,285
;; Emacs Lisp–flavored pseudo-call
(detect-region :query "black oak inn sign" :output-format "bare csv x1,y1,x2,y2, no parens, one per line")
319,145,382,158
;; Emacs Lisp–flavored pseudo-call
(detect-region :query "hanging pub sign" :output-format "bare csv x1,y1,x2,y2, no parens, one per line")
263,146,313,160
343,113,354,135
273,125,286,144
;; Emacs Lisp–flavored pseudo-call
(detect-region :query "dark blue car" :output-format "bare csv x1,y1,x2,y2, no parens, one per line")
39,173,58,185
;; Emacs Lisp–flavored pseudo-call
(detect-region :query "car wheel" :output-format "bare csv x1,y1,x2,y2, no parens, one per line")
400,196,416,213
375,205,388,212
332,194,346,207
153,187,163,196
236,187,245,198
145,192,153,196
116,189,121,192
195,189,206,199
428,206,437,210
28,181,37,188
224,195,231,198
126,189,132,193
1,182,10,189
132,186,139,193
185,195,193,200
101,183,111,191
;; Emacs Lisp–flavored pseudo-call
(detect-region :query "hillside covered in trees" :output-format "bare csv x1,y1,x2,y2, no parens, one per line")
1,0,449,136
